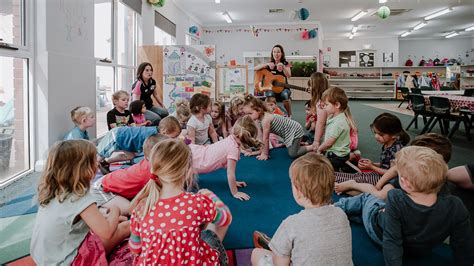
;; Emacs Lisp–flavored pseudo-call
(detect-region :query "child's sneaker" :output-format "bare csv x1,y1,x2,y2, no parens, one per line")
98,160,111,175
253,231,271,250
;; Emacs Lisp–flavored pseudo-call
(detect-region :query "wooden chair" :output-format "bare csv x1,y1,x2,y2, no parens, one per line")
398,87,410,108
406,94,432,131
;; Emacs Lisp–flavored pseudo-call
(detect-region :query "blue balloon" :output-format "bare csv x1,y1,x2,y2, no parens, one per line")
189,26,198,34
298,8,309,20
309,29,317,38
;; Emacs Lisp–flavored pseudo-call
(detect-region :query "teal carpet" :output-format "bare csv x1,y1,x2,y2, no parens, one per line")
198,148,454,265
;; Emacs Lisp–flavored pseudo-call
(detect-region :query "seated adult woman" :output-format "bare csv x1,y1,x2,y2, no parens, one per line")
254,44,293,116
131,62,168,125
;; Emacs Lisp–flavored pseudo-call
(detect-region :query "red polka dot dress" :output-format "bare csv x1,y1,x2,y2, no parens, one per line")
130,192,219,265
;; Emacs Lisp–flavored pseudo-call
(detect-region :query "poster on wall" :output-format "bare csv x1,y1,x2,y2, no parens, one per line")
216,65,248,102
162,45,216,111
358,51,375,67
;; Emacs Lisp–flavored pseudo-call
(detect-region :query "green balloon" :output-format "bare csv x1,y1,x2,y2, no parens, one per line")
377,6,390,19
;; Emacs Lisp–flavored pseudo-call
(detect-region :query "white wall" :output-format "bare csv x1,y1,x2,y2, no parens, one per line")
323,37,399,67
399,37,474,66
201,24,321,65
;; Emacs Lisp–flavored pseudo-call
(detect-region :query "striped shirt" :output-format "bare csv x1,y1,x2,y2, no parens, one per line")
270,114,305,147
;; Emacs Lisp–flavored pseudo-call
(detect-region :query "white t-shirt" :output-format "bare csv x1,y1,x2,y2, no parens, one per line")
31,191,96,265
187,114,212,145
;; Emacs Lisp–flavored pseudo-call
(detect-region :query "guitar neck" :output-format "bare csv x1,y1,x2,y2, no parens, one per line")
273,81,308,93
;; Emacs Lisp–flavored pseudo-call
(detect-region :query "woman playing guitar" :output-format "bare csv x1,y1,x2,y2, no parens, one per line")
254,44,293,116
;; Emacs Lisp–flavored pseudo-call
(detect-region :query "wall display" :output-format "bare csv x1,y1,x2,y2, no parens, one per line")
162,45,216,111
359,51,375,67
383,52,393,63
216,65,248,102
339,51,356,67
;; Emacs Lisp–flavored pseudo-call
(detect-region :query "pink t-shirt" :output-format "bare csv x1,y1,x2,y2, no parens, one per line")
190,135,240,174
101,159,151,199
132,113,146,125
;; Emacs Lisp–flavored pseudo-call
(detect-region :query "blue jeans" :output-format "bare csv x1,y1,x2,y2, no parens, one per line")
144,107,169,126
334,193,385,245
264,89,291,101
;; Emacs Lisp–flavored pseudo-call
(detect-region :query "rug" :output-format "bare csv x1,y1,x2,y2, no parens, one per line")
364,102,414,116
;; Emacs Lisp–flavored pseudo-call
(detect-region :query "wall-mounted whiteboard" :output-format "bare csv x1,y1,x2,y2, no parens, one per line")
216,65,248,102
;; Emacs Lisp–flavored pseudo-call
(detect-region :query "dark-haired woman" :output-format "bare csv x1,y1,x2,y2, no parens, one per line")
131,62,168,125
254,44,293,116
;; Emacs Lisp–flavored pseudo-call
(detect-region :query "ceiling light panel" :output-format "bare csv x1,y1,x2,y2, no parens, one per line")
424,8,452,20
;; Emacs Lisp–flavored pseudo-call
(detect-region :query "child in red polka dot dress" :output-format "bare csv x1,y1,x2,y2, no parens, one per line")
129,139,232,265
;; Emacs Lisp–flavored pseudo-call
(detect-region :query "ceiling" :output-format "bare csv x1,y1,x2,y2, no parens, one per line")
173,0,474,40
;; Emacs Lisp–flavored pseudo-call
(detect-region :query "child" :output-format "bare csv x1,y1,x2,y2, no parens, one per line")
334,147,474,265
64,106,95,140
265,96,285,116
308,72,329,151
303,100,316,144
129,100,151,127
243,95,309,159
335,113,409,185
316,87,351,170
107,90,135,130
226,95,245,131
211,101,228,139
448,164,474,190
190,115,262,201
31,140,130,265
91,134,168,215
97,116,181,174
170,99,192,130
335,133,452,199
129,139,232,265
251,153,352,265
187,93,218,145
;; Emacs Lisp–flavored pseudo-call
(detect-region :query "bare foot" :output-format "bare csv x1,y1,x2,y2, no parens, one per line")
335,180,357,195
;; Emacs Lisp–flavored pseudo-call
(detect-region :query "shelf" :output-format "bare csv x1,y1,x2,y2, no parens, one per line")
330,85,394,88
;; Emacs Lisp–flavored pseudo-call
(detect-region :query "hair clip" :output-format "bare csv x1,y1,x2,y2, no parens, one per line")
150,174,159,181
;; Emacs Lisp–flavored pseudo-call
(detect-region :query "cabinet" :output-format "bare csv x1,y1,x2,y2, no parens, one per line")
460,65,474,91
243,51,270,95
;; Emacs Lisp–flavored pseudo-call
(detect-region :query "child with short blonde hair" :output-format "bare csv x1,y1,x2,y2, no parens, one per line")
129,139,232,265
170,99,191,129
107,90,135,130
31,140,130,265
335,146,474,265
64,106,95,140
226,96,245,131
251,153,352,266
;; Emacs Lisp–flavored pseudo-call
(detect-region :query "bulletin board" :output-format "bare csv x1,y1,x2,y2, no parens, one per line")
216,65,248,102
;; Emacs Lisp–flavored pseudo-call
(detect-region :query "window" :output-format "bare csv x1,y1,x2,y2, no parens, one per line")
185,33,199,45
155,26,176,45
94,0,141,136
0,0,24,46
154,11,176,45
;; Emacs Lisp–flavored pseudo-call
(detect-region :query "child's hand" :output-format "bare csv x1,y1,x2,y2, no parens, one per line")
375,180,385,190
358,159,373,170
233,191,250,201
257,153,269,160
236,181,247,187
267,62,275,69
276,63,284,72
118,215,128,222
145,120,152,125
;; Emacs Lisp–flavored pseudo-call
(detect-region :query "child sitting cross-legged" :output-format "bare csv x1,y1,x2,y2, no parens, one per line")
91,133,168,215
334,146,474,265
106,90,135,130
97,116,181,174
251,153,352,265
31,140,130,265
129,139,232,265
64,106,96,140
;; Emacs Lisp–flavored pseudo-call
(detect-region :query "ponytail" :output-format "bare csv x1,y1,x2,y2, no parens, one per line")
131,177,162,218
233,115,262,150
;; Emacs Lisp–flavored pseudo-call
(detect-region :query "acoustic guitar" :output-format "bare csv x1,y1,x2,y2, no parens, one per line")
254,69,309,94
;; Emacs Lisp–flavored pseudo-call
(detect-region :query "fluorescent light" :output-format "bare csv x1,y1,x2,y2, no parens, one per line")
424,8,452,20
352,26,358,33
349,33,354,39
445,31,458,38
215,0,220,3
379,0,387,3
413,22,427,31
222,11,232,23
400,31,411,37
351,10,367,22
465,26,474,32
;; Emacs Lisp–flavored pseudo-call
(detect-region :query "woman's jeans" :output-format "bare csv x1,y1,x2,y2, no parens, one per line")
144,106,169,126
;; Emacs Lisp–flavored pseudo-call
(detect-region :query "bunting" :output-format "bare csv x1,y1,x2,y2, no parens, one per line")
203,27,318,34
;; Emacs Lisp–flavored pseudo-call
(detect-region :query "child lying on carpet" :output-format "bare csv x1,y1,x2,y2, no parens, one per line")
334,146,474,265
129,139,232,265
91,134,168,215
190,115,262,201
251,153,353,266
334,112,409,185
31,140,131,265
96,116,181,174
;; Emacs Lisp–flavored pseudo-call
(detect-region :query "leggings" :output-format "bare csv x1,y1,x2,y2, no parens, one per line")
287,137,308,159
335,171,382,185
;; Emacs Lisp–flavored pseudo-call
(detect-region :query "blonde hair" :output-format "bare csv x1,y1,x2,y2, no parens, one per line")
232,115,262,150
212,101,225,125
159,116,181,136
70,106,93,126
143,134,169,159
243,95,269,119
112,90,130,103
290,153,334,205
175,100,191,121
38,140,97,206
396,146,447,194
264,96,277,104
308,72,329,111
321,87,348,111
344,106,357,130
131,139,194,218
229,96,245,117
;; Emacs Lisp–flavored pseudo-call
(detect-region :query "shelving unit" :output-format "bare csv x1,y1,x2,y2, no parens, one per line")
460,65,474,91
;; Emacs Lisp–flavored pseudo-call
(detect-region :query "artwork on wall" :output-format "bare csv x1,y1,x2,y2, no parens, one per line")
162,45,216,112
359,51,375,67
383,52,394,63
339,51,356,67
216,65,248,102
